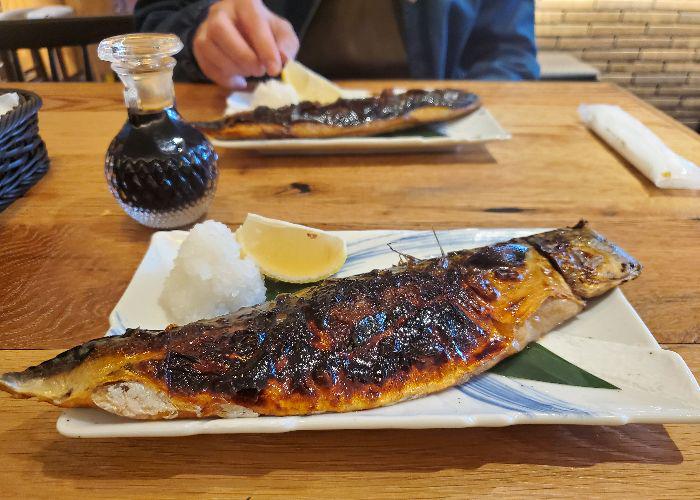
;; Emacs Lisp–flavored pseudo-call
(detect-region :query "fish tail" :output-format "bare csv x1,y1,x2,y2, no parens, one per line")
0,337,121,403
0,371,25,397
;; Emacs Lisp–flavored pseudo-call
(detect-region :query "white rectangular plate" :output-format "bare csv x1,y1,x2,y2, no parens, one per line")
58,228,700,437
209,88,510,155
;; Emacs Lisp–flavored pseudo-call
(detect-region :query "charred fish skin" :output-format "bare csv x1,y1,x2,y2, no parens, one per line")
194,89,481,140
0,223,640,420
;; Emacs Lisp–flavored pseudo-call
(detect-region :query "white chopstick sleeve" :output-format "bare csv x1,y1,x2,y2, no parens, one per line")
579,104,700,190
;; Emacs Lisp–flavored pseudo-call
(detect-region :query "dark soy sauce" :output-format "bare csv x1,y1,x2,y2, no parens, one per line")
105,107,217,226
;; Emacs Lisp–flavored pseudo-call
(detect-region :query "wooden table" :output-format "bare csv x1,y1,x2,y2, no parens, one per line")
1,81,698,497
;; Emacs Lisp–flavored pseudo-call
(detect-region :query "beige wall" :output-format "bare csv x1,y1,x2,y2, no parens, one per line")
536,0,700,130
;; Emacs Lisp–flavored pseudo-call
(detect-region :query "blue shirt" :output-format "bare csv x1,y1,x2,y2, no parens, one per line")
135,0,539,82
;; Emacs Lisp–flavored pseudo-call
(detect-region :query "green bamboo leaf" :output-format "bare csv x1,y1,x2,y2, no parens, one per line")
264,278,313,301
265,281,618,390
489,343,618,389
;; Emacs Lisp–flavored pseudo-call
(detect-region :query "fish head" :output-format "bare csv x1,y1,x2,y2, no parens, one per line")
526,220,642,299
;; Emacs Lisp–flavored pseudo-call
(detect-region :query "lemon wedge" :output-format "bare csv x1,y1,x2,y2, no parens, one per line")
236,213,347,283
281,60,343,104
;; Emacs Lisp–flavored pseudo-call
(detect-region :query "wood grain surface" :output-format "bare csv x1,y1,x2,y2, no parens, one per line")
0,82,698,498
0,347,698,498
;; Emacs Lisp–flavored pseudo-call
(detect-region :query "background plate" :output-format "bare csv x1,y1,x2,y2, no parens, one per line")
58,228,700,437
210,88,510,155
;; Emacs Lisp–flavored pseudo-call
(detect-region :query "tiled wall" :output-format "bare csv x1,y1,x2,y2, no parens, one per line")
536,0,700,130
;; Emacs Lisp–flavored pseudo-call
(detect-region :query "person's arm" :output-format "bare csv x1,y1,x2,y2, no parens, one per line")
460,0,539,80
134,0,299,88
134,0,215,82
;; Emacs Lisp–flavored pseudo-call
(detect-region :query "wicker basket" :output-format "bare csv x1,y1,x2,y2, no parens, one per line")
0,89,49,212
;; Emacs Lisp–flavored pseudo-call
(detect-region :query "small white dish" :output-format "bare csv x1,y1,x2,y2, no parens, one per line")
58,228,700,437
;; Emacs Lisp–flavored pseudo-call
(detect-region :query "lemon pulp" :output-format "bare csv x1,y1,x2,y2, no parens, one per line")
281,60,343,104
236,213,347,283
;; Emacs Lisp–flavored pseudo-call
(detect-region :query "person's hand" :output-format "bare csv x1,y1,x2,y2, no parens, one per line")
192,0,299,88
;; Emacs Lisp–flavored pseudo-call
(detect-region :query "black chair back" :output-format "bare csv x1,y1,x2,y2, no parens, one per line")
0,15,134,82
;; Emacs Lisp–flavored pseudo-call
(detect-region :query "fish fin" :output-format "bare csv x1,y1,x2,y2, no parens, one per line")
387,243,422,267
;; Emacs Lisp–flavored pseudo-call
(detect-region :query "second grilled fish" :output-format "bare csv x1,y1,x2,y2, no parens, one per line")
195,89,481,140
0,222,640,419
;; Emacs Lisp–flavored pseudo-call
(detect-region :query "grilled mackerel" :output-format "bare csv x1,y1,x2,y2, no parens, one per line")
195,89,481,140
0,222,640,420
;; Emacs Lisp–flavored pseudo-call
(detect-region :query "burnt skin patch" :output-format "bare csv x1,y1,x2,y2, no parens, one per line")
161,352,203,393
216,89,479,128
474,336,509,361
145,249,511,404
352,312,387,347
467,243,529,269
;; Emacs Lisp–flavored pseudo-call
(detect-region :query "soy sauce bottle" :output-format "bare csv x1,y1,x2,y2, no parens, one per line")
98,34,218,228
